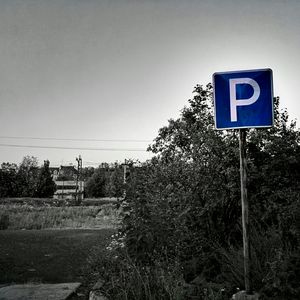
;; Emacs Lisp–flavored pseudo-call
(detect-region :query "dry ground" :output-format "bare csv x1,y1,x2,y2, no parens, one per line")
0,229,114,284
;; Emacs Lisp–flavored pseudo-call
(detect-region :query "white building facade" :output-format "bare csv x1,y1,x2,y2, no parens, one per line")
53,180,84,200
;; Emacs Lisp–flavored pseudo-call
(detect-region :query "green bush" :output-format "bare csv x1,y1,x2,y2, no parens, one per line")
96,85,300,299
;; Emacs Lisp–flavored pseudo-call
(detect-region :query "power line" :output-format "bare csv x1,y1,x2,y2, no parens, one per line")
83,161,105,165
0,143,147,152
0,136,152,143
49,161,111,167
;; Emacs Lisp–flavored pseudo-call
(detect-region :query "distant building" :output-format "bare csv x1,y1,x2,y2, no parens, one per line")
50,165,83,200
49,165,78,180
58,165,78,180
49,167,60,180
53,180,84,200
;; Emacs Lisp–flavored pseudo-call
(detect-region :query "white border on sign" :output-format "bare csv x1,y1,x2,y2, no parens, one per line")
212,68,274,130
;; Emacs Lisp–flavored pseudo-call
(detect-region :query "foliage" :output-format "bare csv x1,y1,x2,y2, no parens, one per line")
81,166,95,181
105,165,124,197
35,160,56,197
87,241,186,300
85,168,107,198
0,156,56,198
85,163,124,198
0,158,124,199
17,156,39,197
112,84,300,299
0,162,18,197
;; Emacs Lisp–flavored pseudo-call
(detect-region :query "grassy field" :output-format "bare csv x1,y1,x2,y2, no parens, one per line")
0,198,119,298
0,204,119,230
0,197,119,207
0,229,115,284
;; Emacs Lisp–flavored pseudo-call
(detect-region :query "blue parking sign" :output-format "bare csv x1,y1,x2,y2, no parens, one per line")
213,69,274,129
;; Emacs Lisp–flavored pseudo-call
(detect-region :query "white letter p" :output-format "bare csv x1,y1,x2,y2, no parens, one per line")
229,78,260,122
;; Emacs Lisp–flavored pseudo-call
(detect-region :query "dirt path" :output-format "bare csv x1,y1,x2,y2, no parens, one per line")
0,229,114,284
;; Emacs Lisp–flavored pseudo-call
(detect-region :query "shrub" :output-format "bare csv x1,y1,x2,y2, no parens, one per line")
93,85,300,299
86,240,185,300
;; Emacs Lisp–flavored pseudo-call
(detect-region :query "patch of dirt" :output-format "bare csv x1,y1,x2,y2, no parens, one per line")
0,229,115,285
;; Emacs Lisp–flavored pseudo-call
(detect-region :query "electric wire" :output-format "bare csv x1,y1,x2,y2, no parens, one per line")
0,136,152,143
0,143,147,152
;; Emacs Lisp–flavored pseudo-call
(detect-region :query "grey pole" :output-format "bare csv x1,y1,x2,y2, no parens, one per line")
239,129,250,293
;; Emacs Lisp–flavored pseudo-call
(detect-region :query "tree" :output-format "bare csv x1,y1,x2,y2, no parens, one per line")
84,163,125,198
105,164,124,197
35,160,56,197
121,84,300,297
85,168,106,198
81,167,95,181
0,162,18,197
17,156,39,197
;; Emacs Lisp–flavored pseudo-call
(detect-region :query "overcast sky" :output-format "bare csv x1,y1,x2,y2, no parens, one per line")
0,0,299,167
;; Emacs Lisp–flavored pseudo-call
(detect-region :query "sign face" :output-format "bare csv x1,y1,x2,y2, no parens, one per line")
213,69,273,129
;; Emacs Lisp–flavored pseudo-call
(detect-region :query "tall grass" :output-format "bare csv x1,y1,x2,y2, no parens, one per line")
0,204,119,230
85,245,186,300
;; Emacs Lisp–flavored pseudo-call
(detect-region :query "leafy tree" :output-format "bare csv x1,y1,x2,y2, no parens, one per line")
85,168,106,197
17,156,39,197
84,163,125,198
81,167,95,181
0,163,18,197
35,160,56,197
120,84,300,298
105,165,124,197
0,157,57,198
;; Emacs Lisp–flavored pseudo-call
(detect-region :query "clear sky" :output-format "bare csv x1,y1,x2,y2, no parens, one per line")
0,0,299,167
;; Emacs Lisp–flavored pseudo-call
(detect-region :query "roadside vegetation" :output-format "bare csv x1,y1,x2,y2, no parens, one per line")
0,203,119,230
94,84,300,299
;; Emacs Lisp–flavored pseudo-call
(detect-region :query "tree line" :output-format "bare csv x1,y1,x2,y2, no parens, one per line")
84,163,125,198
0,156,126,199
0,156,56,198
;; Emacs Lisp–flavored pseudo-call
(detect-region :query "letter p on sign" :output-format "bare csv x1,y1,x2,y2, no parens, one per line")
213,69,273,129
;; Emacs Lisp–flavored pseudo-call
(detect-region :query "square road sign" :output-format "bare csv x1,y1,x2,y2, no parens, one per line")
213,69,274,129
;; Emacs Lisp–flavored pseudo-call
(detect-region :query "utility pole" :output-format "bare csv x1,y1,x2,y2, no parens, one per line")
123,159,127,185
122,159,130,198
75,155,82,205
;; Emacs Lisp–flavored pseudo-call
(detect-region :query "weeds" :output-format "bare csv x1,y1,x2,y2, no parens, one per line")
0,204,119,230
86,243,186,300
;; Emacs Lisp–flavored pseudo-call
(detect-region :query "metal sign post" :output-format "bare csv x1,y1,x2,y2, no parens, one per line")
239,128,250,293
213,68,274,294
